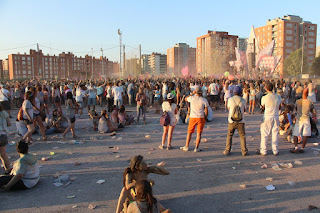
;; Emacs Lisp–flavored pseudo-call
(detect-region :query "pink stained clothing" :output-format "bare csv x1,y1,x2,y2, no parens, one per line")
118,112,126,124
110,110,118,123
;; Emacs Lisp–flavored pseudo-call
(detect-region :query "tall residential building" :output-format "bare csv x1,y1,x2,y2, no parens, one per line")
254,15,317,75
237,38,248,53
197,31,238,75
141,53,167,75
167,43,196,76
124,58,140,76
8,49,118,79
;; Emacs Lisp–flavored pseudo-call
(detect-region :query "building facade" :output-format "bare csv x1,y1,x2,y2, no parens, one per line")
141,53,167,75
124,58,141,76
254,15,317,75
196,31,238,75
8,49,118,80
237,38,248,53
167,43,196,76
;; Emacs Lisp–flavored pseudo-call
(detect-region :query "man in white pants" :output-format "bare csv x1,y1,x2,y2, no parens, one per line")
257,82,281,156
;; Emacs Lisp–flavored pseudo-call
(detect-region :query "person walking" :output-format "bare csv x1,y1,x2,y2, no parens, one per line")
256,82,282,156
62,92,79,139
159,93,178,150
21,91,35,145
112,82,124,109
180,86,208,152
223,86,248,156
290,88,313,153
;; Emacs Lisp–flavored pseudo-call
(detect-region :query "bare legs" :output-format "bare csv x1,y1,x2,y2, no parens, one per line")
22,124,35,144
249,100,255,114
63,122,76,138
0,145,11,170
161,126,175,147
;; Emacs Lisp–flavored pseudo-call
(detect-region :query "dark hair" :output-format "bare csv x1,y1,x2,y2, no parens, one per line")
123,155,144,187
265,83,273,91
119,105,125,113
66,92,73,100
17,139,28,154
25,91,33,100
167,98,174,105
135,180,157,213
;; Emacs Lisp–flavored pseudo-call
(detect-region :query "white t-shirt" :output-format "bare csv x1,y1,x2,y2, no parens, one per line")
209,83,219,95
112,86,123,100
227,96,246,123
34,98,40,115
187,95,209,118
22,100,33,120
75,88,85,102
261,93,281,118
162,84,168,95
162,101,177,126
0,88,10,101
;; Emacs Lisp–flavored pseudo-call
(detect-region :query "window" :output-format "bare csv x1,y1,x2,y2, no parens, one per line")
22,57,25,60
286,49,292,54
308,38,315,42
309,26,315,30
309,32,315,36
286,23,293,28
308,56,314,61
286,30,293,34
287,42,293,47
308,50,314,55
286,36,292,41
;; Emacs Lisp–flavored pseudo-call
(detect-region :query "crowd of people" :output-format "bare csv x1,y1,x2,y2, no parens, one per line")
0,76,318,212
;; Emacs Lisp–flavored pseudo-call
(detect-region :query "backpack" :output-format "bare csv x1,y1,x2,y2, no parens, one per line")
160,111,170,126
231,98,243,122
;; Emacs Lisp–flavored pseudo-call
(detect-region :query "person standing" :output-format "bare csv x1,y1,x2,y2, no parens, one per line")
62,92,78,139
127,81,135,106
136,87,147,125
159,93,178,150
87,82,97,112
223,86,248,156
21,91,35,145
290,89,313,153
208,79,219,109
0,85,12,117
0,103,11,174
307,80,316,103
75,83,85,117
105,82,113,112
180,86,208,152
112,82,124,109
257,83,282,156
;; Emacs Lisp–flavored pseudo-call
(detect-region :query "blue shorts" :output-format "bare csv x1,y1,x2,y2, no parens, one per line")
88,98,96,106
77,101,85,108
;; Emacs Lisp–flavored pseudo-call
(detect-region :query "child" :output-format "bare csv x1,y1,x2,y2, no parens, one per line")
89,110,99,131
118,105,134,126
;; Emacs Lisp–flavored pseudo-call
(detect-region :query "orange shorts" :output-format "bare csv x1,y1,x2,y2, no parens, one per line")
188,118,206,134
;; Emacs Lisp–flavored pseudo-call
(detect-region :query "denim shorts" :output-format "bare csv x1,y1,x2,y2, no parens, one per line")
88,98,96,106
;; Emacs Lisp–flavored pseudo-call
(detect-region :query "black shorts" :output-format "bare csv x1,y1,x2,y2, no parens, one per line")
0,101,11,110
0,134,8,147
70,116,76,123
54,96,61,103
210,95,219,103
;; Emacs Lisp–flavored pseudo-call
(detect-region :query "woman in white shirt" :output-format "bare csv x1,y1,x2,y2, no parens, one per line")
223,82,231,112
159,93,178,150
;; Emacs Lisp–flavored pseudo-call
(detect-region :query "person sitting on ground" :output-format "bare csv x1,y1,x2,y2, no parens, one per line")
110,105,119,124
89,110,99,131
0,140,40,191
116,155,170,213
118,105,134,126
98,110,119,133
46,110,68,134
125,179,172,213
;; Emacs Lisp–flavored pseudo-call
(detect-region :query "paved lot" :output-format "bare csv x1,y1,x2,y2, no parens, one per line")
1,104,320,213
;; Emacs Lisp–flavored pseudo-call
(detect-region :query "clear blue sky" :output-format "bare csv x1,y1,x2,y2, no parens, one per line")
0,0,319,62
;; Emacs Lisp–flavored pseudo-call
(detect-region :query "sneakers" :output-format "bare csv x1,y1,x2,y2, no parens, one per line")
255,150,266,156
223,150,230,155
159,145,164,150
167,145,173,150
194,148,202,152
180,146,189,151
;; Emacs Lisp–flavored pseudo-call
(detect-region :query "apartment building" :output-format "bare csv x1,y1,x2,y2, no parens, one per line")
8,49,118,79
167,43,196,76
254,15,317,75
141,53,167,75
197,31,238,75
237,38,248,53
124,58,141,76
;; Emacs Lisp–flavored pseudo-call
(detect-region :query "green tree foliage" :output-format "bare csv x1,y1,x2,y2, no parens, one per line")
283,48,309,77
310,56,320,75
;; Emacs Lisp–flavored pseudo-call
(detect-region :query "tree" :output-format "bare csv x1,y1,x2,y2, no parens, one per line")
283,48,309,77
310,56,320,75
